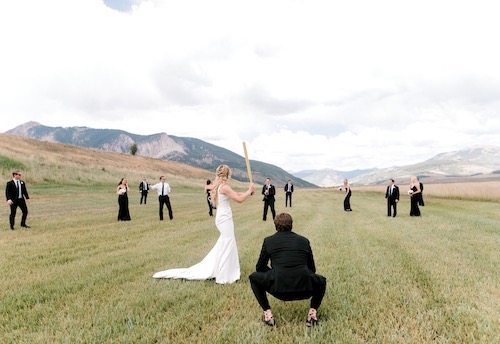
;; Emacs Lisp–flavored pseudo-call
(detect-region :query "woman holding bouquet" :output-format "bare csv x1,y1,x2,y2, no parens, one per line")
342,179,352,211
409,177,421,217
117,178,131,221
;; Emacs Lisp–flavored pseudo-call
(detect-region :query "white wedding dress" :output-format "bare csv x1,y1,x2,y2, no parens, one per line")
152,186,240,284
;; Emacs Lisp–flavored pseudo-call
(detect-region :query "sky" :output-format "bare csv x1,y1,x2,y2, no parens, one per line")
1,0,500,173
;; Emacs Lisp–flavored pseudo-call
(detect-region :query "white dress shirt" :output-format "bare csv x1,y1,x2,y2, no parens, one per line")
151,182,171,196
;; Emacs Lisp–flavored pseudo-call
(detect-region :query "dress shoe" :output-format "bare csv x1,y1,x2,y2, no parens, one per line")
262,310,275,327
11,227,14,230
21,225,31,228
306,309,319,327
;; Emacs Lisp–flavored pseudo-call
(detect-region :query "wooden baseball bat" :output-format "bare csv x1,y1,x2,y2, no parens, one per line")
242,141,253,184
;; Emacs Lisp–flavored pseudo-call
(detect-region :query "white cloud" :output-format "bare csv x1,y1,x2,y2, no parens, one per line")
1,0,500,172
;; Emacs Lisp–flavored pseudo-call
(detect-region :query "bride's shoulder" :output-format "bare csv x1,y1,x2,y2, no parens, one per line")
219,183,232,193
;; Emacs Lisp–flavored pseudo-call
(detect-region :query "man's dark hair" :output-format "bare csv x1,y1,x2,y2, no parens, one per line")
274,213,293,232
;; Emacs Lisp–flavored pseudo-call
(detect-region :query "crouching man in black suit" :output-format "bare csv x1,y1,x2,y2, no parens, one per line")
249,213,326,327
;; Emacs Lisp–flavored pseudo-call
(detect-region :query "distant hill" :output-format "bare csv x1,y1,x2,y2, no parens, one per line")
349,145,500,185
292,145,500,186
294,168,377,187
6,121,315,188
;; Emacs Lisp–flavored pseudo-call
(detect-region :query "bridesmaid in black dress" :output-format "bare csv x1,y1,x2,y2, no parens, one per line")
117,178,131,221
343,179,352,211
409,177,421,217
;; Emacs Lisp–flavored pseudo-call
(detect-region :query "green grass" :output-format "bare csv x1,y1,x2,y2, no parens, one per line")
0,155,26,174
1,186,498,343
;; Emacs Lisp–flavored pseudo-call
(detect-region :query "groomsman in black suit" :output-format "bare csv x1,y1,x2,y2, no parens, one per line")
5,170,30,229
284,179,294,207
385,179,400,217
139,177,150,204
262,178,276,221
249,213,327,327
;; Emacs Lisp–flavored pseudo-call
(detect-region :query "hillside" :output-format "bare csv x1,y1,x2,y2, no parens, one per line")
0,133,224,189
6,122,315,188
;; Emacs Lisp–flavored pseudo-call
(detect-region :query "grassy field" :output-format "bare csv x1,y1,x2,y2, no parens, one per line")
1,183,498,343
0,134,499,343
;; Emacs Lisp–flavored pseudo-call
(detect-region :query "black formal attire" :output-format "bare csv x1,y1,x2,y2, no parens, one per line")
139,181,149,204
117,188,131,221
385,184,400,217
410,186,421,216
418,182,425,206
344,187,352,211
284,183,294,207
262,184,276,221
5,179,30,229
206,188,214,216
249,230,326,311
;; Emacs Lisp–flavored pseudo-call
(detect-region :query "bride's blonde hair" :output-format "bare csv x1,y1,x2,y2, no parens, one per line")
210,165,231,206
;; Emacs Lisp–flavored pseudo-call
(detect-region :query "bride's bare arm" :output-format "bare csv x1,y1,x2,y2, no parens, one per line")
220,184,254,203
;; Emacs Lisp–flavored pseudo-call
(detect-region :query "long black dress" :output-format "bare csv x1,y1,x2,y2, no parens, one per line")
118,189,131,221
410,186,421,217
344,188,352,211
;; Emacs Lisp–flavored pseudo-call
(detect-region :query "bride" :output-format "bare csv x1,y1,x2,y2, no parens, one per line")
153,165,255,284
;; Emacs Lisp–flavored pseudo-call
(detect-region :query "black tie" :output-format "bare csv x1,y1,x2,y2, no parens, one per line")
162,183,164,196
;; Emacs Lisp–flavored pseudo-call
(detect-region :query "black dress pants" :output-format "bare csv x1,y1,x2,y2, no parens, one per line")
263,200,276,220
285,192,292,207
159,195,173,220
10,199,28,228
249,272,326,311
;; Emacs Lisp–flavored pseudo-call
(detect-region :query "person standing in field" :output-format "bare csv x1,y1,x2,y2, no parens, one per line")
153,165,255,284
342,179,352,211
262,178,276,221
284,179,294,207
139,177,150,205
409,176,422,217
5,170,30,229
204,179,215,217
249,213,327,327
417,178,425,206
117,178,131,221
150,176,173,221
385,179,400,217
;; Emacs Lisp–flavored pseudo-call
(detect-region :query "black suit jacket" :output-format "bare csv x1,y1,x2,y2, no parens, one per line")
284,184,294,193
385,185,399,201
139,182,149,193
262,184,276,201
255,231,317,293
6,179,29,202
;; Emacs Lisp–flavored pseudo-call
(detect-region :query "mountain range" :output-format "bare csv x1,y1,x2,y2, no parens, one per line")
6,122,315,187
6,122,500,187
349,145,500,186
300,145,500,186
